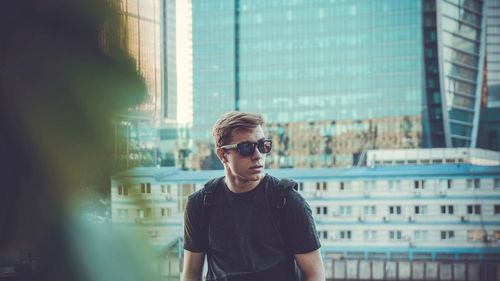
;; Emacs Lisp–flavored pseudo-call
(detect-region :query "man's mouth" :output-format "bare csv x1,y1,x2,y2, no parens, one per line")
250,165,263,169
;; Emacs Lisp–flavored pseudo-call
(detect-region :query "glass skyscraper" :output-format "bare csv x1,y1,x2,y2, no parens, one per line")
477,0,500,151
191,0,487,169
485,0,500,108
113,0,181,171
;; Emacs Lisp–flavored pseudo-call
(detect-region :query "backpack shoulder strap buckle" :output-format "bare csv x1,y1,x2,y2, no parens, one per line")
203,191,214,206
275,178,297,209
276,194,287,209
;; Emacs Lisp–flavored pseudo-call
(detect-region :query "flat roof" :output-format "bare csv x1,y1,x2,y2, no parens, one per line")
112,164,500,183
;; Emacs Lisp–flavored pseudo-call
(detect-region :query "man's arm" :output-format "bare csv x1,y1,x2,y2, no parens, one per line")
295,249,325,281
181,250,205,281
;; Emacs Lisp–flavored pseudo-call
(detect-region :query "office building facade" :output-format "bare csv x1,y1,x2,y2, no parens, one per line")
191,0,488,169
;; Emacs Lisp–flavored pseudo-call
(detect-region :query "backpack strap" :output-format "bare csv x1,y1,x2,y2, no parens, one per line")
200,177,224,247
266,178,298,245
276,178,298,209
272,178,304,281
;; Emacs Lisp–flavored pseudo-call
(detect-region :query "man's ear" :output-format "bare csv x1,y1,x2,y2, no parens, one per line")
216,147,227,163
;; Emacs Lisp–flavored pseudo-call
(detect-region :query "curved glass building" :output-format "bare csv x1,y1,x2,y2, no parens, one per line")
191,0,488,169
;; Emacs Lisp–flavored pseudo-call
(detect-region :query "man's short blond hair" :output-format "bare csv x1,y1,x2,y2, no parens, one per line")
212,111,265,147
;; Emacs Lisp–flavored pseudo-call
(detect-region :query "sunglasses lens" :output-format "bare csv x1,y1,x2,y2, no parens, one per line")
258,140,272,154
237,143,255,156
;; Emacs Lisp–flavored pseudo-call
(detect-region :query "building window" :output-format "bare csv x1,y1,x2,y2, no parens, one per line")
141,183,152,194
441,231,455,240
161,184,172,194
447,179,452,189
495,179,500,189
317,230,328,239
340,181,345,190
440,205,454,214
467,179,480,189
389,206,402,215
340,230,352,240
495,205,500,215
117,209,128,218
395,180,401,189
364,180,375,190
467,205,481,215
363,206,377,215
414,180,420,189
316,206,328,215
467,230,485,241
339,206,352,216
161,208,171,217
389,230,402,240
495,231,500,241
299,182,304,191
117,184,128,196
414,230,428,241
322,182,327,191
414,180,425,189
316,182,321,191
414,205,428,215
363,230,377,241
137,209,144,218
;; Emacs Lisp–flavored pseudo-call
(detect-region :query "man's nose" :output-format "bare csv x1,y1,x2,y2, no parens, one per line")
251,145,262,160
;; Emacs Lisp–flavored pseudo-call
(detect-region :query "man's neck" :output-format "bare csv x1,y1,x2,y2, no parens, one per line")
224,173,262,193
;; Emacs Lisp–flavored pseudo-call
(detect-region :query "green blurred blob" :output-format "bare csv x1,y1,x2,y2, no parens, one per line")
0,0,158,280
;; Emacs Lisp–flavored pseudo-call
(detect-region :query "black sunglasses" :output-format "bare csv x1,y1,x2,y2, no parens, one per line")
220,138,272,157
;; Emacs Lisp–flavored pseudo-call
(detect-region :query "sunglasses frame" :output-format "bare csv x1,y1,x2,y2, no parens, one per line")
220,138,272,156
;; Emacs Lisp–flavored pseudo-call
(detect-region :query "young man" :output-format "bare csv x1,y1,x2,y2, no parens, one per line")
182,111,325,281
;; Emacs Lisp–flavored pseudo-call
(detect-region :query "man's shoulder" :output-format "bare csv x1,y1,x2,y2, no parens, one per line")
265,174,298,191
264,174,302,203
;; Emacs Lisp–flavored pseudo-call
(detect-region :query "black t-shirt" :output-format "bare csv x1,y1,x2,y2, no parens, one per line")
184,174,321,281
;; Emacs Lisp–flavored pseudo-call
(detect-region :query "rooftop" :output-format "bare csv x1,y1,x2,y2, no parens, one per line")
112,164,500,183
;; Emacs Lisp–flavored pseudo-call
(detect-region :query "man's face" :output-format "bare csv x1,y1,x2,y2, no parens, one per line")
220,125,267,183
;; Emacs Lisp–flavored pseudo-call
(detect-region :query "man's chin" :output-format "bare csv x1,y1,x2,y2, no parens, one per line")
244,171,264,182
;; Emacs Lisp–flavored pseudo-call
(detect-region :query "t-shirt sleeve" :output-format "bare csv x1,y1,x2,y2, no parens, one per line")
285,189,321,254
183,191,207,252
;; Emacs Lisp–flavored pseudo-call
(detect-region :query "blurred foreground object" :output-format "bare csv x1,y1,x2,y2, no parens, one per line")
0,0,161,280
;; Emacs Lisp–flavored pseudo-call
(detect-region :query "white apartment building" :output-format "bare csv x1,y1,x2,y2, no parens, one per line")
112,163,500,261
